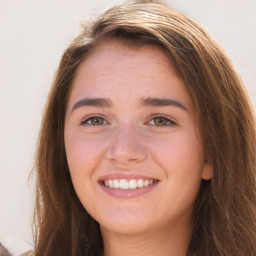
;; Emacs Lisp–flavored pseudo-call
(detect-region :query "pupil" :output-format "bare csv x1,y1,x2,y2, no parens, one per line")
155,118,166,125
92,118,102,125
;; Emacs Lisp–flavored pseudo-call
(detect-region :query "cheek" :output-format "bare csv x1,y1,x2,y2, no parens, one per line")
151,129,204,192
154,129,203,166
64,131,104,179
64,131,108,212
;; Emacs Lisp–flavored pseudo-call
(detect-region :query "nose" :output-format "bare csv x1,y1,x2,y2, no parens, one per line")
105,124,147,165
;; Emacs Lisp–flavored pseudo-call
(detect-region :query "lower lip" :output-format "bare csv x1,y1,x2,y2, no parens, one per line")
99,181,159,198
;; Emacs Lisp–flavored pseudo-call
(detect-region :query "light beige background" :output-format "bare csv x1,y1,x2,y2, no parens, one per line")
0,0,255,248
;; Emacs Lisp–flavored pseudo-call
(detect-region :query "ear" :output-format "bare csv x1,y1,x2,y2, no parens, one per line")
201,162,213,180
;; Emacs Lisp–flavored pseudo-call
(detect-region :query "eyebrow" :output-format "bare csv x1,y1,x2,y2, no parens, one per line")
140,97,188,110
71,98,112,113
70,97,187,113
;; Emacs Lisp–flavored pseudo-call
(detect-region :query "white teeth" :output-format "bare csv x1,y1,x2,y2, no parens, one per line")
128,179,137,189
113,179,120,189
103,178,157,189
120,179,129,189
144,180,149,187
137,179,144,188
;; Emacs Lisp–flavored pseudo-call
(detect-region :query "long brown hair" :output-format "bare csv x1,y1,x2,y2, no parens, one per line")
32,1,256,255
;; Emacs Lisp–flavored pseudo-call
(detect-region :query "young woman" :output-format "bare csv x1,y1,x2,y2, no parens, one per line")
32,1,256,255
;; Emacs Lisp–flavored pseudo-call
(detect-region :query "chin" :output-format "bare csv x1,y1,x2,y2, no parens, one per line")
95,207,155,235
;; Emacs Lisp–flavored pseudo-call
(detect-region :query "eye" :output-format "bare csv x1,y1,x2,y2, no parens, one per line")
148,116,176,127
81,116,108,126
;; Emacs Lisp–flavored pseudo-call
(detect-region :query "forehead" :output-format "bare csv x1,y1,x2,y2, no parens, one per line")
67,40,191,110
81,40,177,74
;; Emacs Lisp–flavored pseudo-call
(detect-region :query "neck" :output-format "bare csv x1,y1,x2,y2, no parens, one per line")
101,219,191,256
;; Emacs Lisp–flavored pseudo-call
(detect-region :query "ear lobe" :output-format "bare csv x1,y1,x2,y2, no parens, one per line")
201,162,213,180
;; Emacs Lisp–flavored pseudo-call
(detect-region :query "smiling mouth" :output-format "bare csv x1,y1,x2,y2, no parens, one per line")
102,179,158,190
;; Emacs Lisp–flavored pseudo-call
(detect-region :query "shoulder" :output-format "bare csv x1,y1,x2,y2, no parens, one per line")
0,242,12,256
0,235,33,256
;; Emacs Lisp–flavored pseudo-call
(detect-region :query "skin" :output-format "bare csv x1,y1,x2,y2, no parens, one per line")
64,41,213,256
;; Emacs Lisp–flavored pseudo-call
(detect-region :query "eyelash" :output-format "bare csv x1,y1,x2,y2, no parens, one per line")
80,115,177,128
80,115,108,126
147,115,177,127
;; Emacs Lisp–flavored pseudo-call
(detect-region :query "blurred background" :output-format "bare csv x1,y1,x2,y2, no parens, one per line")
0,0,255,250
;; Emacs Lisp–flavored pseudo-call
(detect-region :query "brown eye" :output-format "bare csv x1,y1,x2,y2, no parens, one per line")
154,117,168,126
81,116,107,126
148,116,176,127
91,117,104,125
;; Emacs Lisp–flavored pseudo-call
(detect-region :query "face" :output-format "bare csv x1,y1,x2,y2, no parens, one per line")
64,41,212,237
